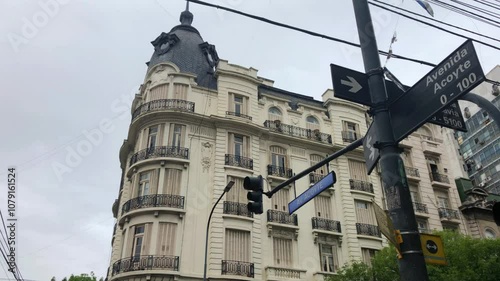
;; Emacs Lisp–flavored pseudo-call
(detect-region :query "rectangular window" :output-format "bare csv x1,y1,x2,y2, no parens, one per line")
343,121,359,141
138,172,151,196
314,195,332,218
361,248,377,266
173,84,188,100
169,124,185,147
163,168,182,195
273,237,293,266
133,225,145,258
228,93,247,115
348,159,369,182
355,200,376,224
234,135,243,156
409,184,420,203
319,244,338,272
437,196,450,208
228,133,249,158
147,126,159,149
157,223,177,255
417,219,428,233
402,149,413,167
226,177,247,203
310,154,328,176
225,229,251,262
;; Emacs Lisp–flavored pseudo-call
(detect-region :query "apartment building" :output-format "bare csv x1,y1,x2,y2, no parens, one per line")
106,7,465,281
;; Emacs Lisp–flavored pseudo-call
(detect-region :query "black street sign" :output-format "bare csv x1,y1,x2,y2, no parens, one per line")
330,64,371,106
363,123,380,175
331,64,467,132
388,81,467,132
389,40,484,142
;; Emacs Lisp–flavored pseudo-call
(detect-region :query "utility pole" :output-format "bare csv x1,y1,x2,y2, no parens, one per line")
352,1,429,281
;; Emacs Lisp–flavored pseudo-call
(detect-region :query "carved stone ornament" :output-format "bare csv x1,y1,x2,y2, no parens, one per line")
267,225,299,240
201,142,213,172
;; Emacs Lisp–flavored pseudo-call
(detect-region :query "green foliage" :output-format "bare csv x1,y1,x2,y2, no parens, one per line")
327,230,500,281
54,272,103,281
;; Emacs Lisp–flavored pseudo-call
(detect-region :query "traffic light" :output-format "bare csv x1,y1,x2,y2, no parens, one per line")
493,202,500,226
244,175,263,214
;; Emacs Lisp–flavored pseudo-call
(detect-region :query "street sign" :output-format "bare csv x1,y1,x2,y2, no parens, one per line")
420,233,447,265
331,65,467,132
363,123,380,175
388,82,467,132
389,40,484,142
372,200,400,250
288,172,336,214
330,64,371,106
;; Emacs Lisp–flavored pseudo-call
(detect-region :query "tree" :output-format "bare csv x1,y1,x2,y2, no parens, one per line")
56,272,103,281
328,230,500,281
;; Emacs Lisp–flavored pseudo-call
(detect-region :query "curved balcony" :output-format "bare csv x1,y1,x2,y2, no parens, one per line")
349,179,374,194
225,154,253,170
130,146,189,166
264,120,332,144
267,165,293,178
223,201,253,218
221,260,254,278
132,99,195,121
226,111,252,121
121,194,185,216
111,255,179,276
356,223,381,237
312,217,341,233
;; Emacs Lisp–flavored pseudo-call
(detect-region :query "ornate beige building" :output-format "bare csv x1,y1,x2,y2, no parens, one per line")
107,7,466,281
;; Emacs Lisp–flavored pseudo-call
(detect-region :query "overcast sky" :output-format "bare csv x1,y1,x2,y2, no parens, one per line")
0,0,498,280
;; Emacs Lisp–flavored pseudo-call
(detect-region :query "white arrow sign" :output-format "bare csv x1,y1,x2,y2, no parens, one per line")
426,244,437,251
366,135,375,161
340,76,363,93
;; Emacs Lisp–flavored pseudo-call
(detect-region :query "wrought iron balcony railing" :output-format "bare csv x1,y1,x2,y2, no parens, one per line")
430,172,450,184
356,223,381,237
341,130,358,142
263,120,332,144
223,201,253,218
122,194,185,215
309,173,326,184
267,210,298,226
221,260,254,278
132,99,195,121
130,146,189,166
312,217,341,233
225,154,253,170
111,255,179,276
413,202,428,213
405,166,420,177
267,165,293,178
226,111,252,121
438,208,460,220
349,179,374,193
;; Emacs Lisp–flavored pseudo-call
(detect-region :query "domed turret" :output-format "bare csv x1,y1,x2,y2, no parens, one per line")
148,2,219,89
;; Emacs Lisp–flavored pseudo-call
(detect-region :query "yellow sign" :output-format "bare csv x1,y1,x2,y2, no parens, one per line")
420,233,447,265
372,200,400,250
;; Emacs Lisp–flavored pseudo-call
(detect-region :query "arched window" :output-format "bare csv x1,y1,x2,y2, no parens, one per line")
485,228,496,239
418,126,434,141
268,107,282,121
306,116,320,131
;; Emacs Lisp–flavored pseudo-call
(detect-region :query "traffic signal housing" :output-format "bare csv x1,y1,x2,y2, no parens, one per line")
244,175,264,214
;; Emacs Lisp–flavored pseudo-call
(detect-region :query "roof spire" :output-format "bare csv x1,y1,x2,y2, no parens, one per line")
180,1,193,26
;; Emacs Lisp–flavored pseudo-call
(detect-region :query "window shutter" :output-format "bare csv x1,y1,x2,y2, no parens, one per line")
149,84,168,101
157,223,177,256
243,136,249,157
150,169,159,195
355,200,375,224
174,84,188,100
348,160,369,182
130,174,140,200
157,123,165,146
273,237,292,266
225,229,250,262
143,223,152,254
228,133,235,155
164,169,181,195
272,188,289,212
228,93,234,112
180,125,187,147
141,128,149,150
125,226,135,257
314,196,332,218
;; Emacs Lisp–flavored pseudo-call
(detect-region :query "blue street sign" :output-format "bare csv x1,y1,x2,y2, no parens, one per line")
288,172,336,215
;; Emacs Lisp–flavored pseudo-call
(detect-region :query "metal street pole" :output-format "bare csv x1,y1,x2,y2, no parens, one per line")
351,1,429,281
203,181,234,281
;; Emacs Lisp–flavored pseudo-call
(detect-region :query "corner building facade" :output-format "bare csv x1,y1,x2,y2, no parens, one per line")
107,8,464,281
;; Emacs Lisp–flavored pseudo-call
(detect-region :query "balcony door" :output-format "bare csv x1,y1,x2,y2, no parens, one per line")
270,146,287,170
138,172,151,197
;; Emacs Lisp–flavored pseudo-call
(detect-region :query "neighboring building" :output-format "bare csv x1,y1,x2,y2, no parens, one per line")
447,66,500,195
456,177,500,239
106,7,466,281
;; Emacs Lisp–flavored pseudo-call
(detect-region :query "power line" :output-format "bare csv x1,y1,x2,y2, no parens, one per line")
449,0,500,18
186,0,435,67
427,0,500,28
369,1,500,52
371,0,500,44
473,0,500,10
